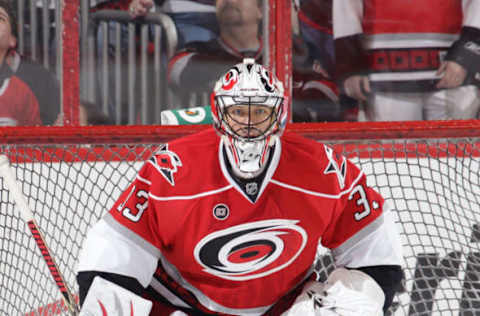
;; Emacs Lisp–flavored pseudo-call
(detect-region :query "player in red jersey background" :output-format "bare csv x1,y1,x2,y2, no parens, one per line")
333,0,480,121
0,0,42,126
76,59,404,315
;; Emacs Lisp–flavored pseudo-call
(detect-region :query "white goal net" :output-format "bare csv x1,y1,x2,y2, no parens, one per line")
1,125,479,316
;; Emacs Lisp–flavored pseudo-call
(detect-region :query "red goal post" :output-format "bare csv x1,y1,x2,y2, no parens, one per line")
0,121,479,315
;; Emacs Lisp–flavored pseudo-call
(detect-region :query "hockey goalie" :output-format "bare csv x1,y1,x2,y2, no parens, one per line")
77,58,404,315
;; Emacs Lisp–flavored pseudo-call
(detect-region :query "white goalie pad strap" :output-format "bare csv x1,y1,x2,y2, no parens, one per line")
281,268,384,316
79,276,152,316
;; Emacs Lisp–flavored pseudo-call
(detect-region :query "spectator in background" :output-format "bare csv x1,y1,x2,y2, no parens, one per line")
291,0,358,121
4,0,61,125
127,0,218,50
6,49,60,125
293,0,334,78
95,0,218,50
79,100,114,125
54,100,113,126
89,0,218,124
0,0,41,126
333,0,480,121
156,0,218,50
168,0,349,122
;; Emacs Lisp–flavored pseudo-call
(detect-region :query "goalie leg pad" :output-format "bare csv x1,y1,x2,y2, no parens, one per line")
79,276,152,316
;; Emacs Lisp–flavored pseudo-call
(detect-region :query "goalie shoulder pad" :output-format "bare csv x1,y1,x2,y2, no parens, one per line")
79,276,152,316
282,268,384,316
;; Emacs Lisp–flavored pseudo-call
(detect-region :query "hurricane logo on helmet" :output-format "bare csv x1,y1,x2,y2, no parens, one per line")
222,67,240,91
259,68,275,93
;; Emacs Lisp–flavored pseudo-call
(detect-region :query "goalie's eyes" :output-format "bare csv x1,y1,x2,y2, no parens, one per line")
228,107,247,117
253,108,268,116
229,108,266,116
226,105,272,123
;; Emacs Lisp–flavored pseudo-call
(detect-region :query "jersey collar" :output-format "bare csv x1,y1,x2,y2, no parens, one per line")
218,136,281,203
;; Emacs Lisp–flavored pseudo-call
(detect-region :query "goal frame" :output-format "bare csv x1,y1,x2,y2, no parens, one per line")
1,120,480,144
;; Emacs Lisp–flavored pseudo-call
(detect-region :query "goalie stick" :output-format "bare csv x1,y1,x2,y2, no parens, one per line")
0,155,80,316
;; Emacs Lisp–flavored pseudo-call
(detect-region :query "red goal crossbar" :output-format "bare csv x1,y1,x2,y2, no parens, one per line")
0,121,479,164
0,120,480,144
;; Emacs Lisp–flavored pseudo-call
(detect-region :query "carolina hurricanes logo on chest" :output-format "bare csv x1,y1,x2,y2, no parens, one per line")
193,219,307,281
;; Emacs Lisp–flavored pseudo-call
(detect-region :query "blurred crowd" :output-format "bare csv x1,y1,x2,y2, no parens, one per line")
1,0,479,126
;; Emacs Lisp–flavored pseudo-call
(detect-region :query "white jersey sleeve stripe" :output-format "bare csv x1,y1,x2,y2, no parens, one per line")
149,184,233,201
137,174,152,185
270,170,364,199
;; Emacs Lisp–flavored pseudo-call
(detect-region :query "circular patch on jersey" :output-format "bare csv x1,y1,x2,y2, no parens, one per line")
194,219,307,281
213,204,229,220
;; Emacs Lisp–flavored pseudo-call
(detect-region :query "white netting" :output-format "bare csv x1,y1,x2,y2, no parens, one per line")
0,135,479,315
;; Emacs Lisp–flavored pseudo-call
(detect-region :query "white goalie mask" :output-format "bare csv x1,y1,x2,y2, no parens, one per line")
211,58,287,179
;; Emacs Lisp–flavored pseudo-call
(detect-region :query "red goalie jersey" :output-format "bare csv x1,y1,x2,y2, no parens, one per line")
78,128,402,315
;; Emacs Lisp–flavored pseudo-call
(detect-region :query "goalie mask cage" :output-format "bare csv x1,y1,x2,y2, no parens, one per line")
0,121,479,316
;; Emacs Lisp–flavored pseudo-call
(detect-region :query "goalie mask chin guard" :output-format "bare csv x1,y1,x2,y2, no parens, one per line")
211,58,287,179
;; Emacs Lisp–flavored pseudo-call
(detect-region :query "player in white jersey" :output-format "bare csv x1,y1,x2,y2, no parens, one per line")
76,59,404,315
333,0,480,121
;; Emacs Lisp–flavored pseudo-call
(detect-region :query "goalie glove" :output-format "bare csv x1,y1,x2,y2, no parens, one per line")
281,268,385,316
79,276,152,316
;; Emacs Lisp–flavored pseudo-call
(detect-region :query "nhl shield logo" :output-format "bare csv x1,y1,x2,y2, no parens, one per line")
246,182,258,196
